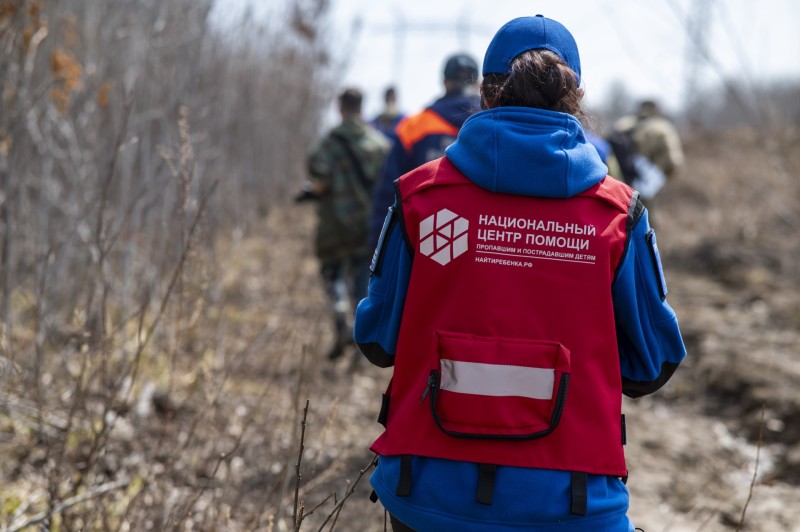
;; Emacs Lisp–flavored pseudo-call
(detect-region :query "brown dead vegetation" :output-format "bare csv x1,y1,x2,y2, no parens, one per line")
1,0,799,530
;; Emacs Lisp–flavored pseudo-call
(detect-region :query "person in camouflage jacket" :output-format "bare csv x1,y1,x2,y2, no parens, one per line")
306,88,390,360
610,100,684,226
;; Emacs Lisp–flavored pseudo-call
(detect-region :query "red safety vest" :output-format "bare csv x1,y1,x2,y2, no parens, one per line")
371,157,634,477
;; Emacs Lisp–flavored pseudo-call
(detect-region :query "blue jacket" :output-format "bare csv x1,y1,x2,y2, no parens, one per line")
355,107,686,531
586,131,612,163
368,92,481,247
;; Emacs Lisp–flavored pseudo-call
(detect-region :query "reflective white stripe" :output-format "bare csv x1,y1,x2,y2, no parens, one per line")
439,359,555,400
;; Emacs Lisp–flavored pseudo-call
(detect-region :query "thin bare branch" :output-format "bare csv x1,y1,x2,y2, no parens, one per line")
5,478,129,532
293,399,311,531
737,406,765,532
316,455,377,532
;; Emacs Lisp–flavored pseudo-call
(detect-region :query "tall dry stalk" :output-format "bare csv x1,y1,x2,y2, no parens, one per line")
0,0,339,529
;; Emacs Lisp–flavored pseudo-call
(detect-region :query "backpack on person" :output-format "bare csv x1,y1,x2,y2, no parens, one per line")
327,131,375,236
606,128,665,200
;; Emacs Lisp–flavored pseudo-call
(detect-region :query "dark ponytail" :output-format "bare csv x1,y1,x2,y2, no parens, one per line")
480,49,585,119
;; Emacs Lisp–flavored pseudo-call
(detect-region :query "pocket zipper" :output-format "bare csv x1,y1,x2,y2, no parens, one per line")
418,370,438,404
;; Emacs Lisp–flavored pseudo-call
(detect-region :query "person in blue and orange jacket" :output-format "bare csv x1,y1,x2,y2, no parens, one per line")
368,53,481,247
354,14,686,532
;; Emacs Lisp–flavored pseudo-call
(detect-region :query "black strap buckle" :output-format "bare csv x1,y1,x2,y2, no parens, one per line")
571,471,588,515
476,463,497,505
395,455,413,496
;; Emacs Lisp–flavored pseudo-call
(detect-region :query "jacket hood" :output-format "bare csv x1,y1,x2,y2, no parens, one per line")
428,92,482,129
445,107,607,198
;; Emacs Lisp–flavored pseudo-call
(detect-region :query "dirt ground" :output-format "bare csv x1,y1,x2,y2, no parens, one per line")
241,128,800,531
0,121,800,532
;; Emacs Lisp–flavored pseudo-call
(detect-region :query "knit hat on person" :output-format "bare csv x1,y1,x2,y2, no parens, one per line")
443,53,479,83
482,15,581,84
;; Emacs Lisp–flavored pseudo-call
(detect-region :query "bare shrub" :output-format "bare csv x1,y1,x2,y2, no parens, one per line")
0,0,347,529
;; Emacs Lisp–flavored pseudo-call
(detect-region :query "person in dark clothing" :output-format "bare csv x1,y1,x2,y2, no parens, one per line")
368,53,481,247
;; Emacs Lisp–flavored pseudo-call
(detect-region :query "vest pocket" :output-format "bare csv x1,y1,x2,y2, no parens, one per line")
425,331,571,440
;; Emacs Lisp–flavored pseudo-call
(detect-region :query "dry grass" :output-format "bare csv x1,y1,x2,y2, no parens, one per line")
2,1,799,530
2,131,799,530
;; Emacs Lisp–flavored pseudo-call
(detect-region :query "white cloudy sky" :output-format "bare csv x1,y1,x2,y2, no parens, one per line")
329,0,800,118
213,0,800,120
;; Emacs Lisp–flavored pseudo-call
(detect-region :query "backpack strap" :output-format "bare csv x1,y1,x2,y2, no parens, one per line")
476,463,497,505
377,378,393,426
607,128,640,185
395,455,413,496
621,414,627,445
570,471,588,515
330,132,373,193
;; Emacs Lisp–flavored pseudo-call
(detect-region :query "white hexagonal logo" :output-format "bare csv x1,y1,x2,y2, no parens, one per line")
420,208,469,265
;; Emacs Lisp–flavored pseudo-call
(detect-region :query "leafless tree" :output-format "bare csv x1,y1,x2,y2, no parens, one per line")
1,0,345,529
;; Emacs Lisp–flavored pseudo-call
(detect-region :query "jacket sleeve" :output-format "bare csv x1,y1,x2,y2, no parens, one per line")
307,138,332,188
354,201,413,367
612,202,686,398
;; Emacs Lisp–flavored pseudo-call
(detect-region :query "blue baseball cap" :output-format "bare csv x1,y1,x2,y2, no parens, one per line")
482,15,581,84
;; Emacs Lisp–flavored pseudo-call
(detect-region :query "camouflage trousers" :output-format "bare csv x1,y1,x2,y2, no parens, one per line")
319,254,370,359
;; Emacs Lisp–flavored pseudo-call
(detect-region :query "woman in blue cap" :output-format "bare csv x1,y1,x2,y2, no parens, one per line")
355,15,686,531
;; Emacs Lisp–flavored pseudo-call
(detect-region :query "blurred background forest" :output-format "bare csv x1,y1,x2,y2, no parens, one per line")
1,0,799,531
